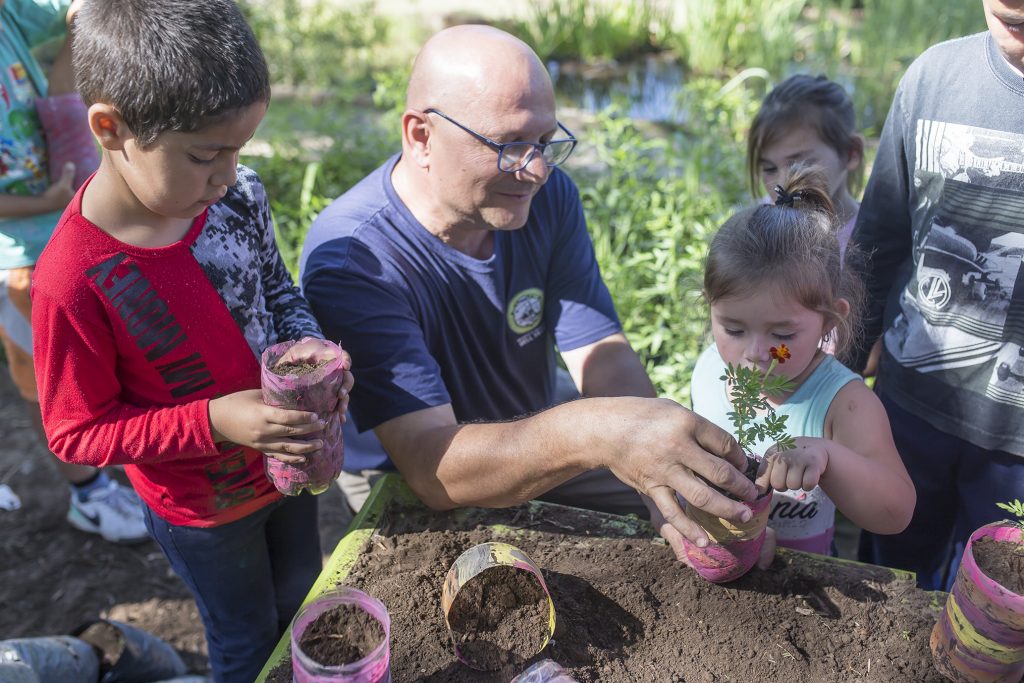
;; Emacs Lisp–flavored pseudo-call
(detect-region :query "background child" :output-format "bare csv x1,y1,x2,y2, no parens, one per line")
0,0,145,542
851,0,1024,591
690,167,915,556
30,1,352,681
747,74,864,258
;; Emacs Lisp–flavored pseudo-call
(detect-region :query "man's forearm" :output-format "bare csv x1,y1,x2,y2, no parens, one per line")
378,399,613,509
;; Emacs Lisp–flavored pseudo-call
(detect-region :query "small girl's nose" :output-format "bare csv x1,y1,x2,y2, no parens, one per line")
745,337,771,363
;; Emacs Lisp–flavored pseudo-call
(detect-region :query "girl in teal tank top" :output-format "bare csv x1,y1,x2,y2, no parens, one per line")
691,166,916,557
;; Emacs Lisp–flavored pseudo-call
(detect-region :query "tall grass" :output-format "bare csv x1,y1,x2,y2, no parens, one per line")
507,0,672,62
239,0,389,90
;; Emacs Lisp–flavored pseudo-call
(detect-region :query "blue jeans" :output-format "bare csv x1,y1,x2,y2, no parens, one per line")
143,494,321,683
858,393,1024,591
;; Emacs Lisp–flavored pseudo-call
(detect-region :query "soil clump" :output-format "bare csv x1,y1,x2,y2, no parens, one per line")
447,565,550,671
272,358,329,376
298,602,385,666
972,535,1024,594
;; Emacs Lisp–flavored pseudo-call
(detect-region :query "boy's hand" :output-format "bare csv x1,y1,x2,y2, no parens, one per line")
42,162,76,212
756,437,829,493
208,389,326,464
274,338,354,423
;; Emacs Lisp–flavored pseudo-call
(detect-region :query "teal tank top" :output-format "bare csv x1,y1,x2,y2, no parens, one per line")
691,343,862,554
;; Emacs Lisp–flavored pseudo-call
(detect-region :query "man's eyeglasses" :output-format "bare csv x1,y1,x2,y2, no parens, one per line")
424,108,577,174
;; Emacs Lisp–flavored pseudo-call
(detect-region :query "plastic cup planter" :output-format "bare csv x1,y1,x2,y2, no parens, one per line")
680,484,773,584
930,522,1024,682
260,337,346,496
441,542,557,671
291,587,391,683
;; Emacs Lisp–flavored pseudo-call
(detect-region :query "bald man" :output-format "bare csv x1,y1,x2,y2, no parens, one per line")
299,25,759,559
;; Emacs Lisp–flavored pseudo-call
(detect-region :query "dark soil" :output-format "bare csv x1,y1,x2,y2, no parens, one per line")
272,358,329,376
973,535,1024,594
447,565,550,671
0,371,354,678
298,602,385,666
268,503,947,682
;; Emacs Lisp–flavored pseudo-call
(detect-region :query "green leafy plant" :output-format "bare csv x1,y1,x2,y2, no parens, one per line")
721,346,797,467
996,499,1024,529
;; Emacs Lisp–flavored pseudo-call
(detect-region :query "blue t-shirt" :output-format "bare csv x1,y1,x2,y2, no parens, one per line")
0,0,70,268
300,154,622,471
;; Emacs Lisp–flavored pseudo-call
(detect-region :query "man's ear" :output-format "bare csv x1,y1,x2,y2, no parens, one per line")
401,109,431,168
88,103,131,151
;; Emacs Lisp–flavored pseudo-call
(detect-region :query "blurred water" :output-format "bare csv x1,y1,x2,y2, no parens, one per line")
549,55,686,124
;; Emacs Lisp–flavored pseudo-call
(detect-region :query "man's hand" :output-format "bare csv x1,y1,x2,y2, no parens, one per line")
756,437,829,493
606,398,757,548
651,497,777,571
208,389,326,463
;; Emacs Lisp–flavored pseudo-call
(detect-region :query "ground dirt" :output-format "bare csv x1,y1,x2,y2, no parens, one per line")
0,372,353,677
268,503,947,683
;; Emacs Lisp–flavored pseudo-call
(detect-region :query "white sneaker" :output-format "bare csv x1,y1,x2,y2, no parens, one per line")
67,480,149,544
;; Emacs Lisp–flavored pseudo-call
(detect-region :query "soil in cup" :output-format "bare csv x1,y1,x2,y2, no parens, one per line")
448,565,550,671
972,535,1024,594
272,358,331,377
297,603,385,666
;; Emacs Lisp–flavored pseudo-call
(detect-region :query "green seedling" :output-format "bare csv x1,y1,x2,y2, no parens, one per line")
996,499,1024,530
721,346,797,480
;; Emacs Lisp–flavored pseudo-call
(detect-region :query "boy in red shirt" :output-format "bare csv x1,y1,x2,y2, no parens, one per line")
30,1,352,680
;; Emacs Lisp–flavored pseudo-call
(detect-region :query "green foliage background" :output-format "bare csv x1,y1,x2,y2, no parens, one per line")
242,0,986,404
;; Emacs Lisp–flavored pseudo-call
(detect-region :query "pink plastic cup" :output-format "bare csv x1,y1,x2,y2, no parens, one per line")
291,587,391,683
260,337,346,496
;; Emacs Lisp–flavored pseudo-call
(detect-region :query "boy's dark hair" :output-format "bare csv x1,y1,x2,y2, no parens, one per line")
747,74,864,199
73,0,270,148
704,165,865,361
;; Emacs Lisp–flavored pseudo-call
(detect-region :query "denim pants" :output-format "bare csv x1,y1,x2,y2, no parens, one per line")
858,392,1024,591
143,493,321,683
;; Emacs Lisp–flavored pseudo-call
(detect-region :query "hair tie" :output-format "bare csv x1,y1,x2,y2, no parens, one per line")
774,185,801,207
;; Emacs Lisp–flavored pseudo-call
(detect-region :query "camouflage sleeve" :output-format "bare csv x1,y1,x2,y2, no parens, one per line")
249,170,323,343
192,166,322,359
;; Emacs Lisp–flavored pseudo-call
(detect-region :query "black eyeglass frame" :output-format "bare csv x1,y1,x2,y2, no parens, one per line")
423,108,578,173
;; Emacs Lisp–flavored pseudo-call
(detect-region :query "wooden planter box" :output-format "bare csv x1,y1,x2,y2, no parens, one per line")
258,474,946,682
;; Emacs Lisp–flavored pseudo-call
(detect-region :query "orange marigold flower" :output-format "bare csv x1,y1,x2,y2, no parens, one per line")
770,344,791,363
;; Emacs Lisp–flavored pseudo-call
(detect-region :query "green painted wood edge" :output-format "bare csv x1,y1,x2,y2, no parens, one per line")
254,473,415,682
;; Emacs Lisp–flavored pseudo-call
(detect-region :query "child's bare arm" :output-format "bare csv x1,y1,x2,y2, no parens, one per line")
817,380,916,534
0,162,76,218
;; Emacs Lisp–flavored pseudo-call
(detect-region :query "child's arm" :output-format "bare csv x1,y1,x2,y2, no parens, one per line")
33,287,326,467
249,173,322,342
757,380,915,534
0,162,76,218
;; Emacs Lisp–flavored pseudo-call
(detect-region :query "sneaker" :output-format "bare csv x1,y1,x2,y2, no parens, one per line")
67,480,150,544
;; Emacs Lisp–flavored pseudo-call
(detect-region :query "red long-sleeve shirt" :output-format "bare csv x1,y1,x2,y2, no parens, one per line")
32,168,322,526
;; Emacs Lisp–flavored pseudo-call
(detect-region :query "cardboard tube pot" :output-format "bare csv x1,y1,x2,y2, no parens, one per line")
260,337,346,496
441,542,556,671
291,587,391,683
680,489,773,583
930,522,1024,682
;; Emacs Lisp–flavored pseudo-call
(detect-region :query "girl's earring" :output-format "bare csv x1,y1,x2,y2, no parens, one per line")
822,330,832,343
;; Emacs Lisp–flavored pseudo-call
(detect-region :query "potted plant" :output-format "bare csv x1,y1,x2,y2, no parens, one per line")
930,499,1024,682
681,345,795,583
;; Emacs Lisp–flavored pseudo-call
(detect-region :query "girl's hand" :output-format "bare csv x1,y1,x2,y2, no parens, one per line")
756,437,829,492
208,389,325,464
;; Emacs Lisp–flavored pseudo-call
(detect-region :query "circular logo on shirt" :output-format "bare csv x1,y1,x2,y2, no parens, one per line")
507,288,544,334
